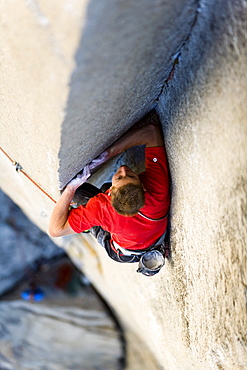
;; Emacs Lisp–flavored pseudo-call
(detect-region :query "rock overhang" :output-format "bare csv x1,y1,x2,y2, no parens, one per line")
58,0,199,188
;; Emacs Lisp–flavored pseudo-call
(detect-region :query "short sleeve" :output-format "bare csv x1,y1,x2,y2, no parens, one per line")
138,146,170,219
68,195,103,233
139,146,169,195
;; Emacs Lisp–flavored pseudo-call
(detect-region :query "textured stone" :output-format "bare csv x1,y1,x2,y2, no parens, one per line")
58,0,199,187
0,191,63,295
0,300,122,370
0,197,123,370
1,0,247,369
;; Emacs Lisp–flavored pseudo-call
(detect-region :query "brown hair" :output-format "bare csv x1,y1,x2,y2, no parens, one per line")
111,183,145,216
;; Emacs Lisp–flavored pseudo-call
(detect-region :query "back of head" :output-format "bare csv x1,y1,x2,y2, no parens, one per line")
111,183,145,216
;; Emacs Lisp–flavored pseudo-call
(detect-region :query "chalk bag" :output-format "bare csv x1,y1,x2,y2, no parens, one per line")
137,250,165,276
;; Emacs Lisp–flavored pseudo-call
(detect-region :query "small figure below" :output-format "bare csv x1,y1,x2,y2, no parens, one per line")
21,283,45,302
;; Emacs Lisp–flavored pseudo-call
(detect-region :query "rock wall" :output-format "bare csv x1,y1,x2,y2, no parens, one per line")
156,0,247,367
1,0,247,369
0,190,63,296
0,300,122,370
0,191,123,369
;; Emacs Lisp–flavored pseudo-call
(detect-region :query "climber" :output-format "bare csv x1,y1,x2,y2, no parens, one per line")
48,116,170,276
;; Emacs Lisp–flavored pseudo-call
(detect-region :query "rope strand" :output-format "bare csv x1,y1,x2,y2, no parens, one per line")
0,147,57,203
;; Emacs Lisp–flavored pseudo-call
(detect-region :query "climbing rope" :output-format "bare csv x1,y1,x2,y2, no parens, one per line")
0,146,57,203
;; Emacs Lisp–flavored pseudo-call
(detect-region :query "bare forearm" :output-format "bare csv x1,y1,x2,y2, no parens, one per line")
108,122,163,158
108,127,145,157
48,166,91,237
48,186,75,237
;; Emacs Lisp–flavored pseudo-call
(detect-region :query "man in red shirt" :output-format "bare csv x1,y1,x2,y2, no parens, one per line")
49,119,170,275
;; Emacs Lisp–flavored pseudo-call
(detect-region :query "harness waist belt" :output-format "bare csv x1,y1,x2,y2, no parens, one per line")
113,231,167,257
113,242,144,256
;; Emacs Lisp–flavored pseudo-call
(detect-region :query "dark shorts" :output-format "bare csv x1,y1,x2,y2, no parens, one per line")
90,226,169,264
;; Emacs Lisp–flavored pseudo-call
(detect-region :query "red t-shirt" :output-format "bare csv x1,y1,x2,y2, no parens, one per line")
68,147,170,250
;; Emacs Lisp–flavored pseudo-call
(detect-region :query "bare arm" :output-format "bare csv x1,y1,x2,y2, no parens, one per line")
107,122,164,159
48,186,77,237
48,166,91,237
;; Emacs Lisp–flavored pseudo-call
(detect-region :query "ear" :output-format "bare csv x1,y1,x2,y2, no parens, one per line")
141,183,146,192
109,186,117,196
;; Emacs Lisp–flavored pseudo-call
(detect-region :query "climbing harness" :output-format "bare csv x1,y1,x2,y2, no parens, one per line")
0,147,56,203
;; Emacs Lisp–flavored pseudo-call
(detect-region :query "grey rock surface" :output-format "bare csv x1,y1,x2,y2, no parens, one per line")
59,0,199,187
1,0,247,369
0,300,122,370
0,191,63,295
0,193,123,370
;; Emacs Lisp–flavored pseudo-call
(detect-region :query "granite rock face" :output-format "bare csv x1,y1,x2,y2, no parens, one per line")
0,300,122,370
0,194,123,370
58,0,199,187
0,191,63,296
1,0,247,369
